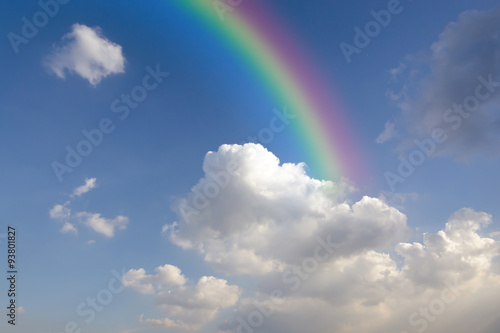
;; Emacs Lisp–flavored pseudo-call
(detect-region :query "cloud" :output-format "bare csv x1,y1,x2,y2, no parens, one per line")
223,207,500,333
49,201,71,220
49,178,128,238
60,222,78,235
389,62,407,83
388,7,500,159
375,121,397,143
71,177,97,197
123,265,240,331
144,144,500,332
163,143,410,275
45,23,125,86
76,212,128,238
114,145,500,331
123,264,187,294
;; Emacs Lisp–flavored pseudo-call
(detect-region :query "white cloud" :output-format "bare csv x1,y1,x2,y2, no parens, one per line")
224,207,500,333
71,178,97,197
375,121,396,144
388,8,500,159
148,144,500,332
151,276,240,330
117,145,500,332
124,266,240,331
77,212,128,238
163,143,409,275
122,264,187,294
60,222,78,235
45,23,125,86
396,208,497,286
49,178,129,239
49,202,71,220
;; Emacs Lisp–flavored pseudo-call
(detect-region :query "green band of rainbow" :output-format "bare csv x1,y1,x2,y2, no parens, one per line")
172,0,366,182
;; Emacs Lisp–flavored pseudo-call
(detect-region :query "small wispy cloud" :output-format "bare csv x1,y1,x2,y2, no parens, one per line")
71,177,97,197
61,222,78,235
376,121,397,144
49,201,71,220
49,177,128,239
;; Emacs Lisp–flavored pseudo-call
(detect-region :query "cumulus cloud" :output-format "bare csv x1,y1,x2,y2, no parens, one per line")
123,264,187,294
387,7,500,159
115,145,500,332
147,144,500,333
163,143,410,275
123,265,240,331
223,207,500,333
71,177,97,197
76,212,128,238
45,23,125,86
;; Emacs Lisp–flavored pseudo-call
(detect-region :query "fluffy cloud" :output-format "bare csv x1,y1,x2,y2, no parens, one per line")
76,212,128,238
386,7,500,159
110,144,500,332
45,23,125,86
163,143,410,275
123,265,240,331
122,264,187,294
150,144,500,333
71,177,97,197
224,207,500,333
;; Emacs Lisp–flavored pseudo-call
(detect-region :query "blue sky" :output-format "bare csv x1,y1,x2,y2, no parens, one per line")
1,1,500,333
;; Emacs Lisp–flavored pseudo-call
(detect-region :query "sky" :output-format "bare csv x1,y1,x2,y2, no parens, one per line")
1,0,500,332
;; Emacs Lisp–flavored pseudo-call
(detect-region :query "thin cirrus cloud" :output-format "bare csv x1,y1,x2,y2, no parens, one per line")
120,143,500,333
386,7,500,159
49,178,129,238
45,23,125,86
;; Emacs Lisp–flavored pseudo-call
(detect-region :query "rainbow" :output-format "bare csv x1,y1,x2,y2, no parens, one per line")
172,0,366,182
